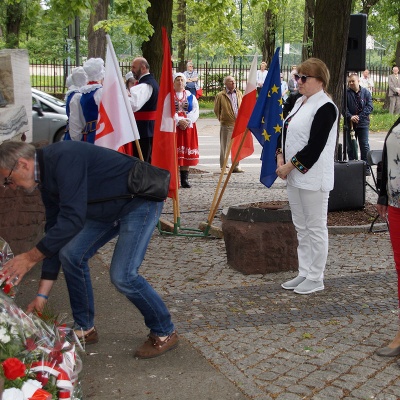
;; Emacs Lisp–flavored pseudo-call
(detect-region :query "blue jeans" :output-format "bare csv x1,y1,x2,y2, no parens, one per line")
58,198,175,337
346,126,370,163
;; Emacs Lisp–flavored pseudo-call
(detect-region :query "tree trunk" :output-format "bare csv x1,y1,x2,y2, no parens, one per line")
142,0,173,82
396,11,400,66
302,0,315,61
313,0,352,109
177,0,187,73
5,1,24,48
87,0,110,60
261,9,276,67
313,0,352,159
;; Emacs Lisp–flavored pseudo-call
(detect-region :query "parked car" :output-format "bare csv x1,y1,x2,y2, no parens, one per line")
32,88,68,143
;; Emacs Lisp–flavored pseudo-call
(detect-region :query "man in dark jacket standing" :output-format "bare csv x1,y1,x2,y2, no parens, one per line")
345,73,373,173
0,141,178,359
128,57,159,163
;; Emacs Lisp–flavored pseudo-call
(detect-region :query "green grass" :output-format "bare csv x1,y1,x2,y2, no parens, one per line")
198,99,214,109
369,101,398,132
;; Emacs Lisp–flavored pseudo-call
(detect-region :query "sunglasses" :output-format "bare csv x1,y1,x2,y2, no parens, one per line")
3,161,17,187
294,74,316,83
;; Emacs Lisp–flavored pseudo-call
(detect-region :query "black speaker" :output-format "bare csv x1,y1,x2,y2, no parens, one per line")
347,14,367,71
328,161,366,212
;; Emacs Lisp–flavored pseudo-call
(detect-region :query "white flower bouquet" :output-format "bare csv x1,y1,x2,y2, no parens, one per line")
0,238,83,400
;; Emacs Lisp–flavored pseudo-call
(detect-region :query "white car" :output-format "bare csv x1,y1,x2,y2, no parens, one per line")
32,88,68,143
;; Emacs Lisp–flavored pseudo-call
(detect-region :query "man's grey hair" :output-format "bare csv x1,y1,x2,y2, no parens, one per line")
224,76,235,85
0,141,35,170
186,62,193,67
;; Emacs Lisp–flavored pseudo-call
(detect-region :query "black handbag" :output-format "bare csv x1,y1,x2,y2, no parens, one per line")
127,159,170,201
88,159,170,204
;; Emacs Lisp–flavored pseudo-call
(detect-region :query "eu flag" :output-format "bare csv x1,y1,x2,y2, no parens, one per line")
248,48,284,188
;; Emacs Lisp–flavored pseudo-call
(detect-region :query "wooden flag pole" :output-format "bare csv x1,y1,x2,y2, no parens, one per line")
208,128,251,224
206,140,233,224
134,139,144,161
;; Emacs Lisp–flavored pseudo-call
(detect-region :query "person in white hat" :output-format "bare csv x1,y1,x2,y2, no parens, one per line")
66,67,88,141
79,58,105,143
125,71,136,96
173,72,199,188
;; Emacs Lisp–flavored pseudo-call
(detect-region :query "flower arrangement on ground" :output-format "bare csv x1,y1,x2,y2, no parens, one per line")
0,238,83,399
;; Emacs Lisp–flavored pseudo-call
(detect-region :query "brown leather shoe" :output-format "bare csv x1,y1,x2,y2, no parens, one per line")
134,331,179,359
76,326,99,346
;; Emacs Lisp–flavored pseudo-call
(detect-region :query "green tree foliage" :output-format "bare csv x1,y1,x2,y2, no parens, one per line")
0,0,42,48
353,0,400,67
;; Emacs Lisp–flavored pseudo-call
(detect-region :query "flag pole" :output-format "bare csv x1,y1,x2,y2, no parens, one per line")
105,34,143,161
207,129,249,225
173,131,180,232
206,140,232,224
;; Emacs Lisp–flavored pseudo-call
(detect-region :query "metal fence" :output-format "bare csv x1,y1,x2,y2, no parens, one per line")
30,59,392,99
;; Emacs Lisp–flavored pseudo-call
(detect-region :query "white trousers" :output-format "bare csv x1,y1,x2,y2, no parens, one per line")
287,184,330,281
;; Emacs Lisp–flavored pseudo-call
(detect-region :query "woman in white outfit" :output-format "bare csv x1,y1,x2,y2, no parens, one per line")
276,58,339,295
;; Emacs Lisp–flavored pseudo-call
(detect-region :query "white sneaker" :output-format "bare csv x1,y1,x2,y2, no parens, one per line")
293,279,324,294
281,276,306,290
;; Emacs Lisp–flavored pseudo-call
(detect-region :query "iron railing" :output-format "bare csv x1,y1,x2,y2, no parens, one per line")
30,59,392,99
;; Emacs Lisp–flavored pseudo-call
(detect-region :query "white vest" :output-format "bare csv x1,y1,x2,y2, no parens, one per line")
284,90,338,191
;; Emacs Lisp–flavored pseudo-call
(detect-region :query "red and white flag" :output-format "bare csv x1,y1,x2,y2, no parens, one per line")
151,27,177,199
95,35,139,151
230,55,257,163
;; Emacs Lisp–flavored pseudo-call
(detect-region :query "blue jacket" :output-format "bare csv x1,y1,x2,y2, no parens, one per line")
36,141,146,280
345,86,373,129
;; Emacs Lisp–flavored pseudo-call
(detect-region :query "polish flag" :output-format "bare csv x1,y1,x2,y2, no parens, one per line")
95,35,139,151
230,55,257,163
151,27,177,199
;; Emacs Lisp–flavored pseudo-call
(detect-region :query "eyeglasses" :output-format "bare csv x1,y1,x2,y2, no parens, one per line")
3,161,17,187
294,74,316,83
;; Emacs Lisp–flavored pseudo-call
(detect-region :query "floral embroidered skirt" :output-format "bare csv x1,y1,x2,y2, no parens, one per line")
177,124,199,166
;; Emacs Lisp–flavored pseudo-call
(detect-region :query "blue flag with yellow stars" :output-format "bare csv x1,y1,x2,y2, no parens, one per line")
248,48,283,188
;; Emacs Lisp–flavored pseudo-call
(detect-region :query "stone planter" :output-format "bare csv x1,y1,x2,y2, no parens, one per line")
222,203,298,275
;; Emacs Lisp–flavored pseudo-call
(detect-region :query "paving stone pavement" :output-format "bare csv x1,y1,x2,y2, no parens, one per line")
96,171,399,399
15,169,400,399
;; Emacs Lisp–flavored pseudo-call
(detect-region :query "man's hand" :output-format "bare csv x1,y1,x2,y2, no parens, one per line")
350,115,359,124
2,247,44,285
27,296,47,314
376,204,387,219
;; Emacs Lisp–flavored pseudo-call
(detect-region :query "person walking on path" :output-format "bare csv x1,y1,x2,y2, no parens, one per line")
214,76,243,173
0,140,179,359
277,58,339,295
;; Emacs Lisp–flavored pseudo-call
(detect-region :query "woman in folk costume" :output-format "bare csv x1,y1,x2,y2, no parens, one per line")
173,72,200,188
80,58,105,143
64,67,87,141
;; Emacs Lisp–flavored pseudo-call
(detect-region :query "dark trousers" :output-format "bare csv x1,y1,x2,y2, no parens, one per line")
133,137,153,163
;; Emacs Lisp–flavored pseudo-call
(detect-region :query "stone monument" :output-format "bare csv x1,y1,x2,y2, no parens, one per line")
0,49,31,142
0,49,45,255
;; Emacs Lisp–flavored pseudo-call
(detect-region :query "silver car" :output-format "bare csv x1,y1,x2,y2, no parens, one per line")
32,88,68,143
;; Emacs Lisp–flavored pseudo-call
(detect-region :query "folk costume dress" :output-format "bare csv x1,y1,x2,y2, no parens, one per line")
174,89,199,167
